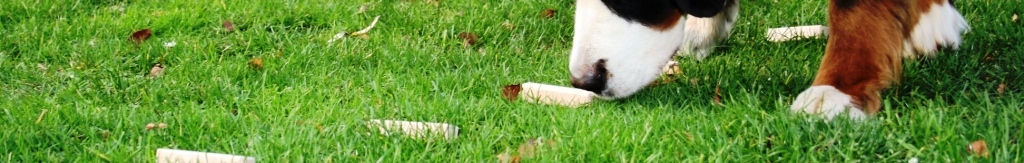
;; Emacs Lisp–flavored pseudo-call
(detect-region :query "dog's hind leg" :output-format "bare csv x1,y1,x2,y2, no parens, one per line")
676,0,739,60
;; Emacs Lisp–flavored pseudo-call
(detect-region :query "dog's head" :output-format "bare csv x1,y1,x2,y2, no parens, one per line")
569,0,728,98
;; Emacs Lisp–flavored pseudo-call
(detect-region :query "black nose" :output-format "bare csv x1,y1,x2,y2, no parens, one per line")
571,59,609,94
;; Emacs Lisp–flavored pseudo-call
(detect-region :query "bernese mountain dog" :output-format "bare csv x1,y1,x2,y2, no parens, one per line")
567,0,969,120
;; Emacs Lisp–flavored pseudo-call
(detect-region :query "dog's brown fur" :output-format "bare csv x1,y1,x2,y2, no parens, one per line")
811,0,951,114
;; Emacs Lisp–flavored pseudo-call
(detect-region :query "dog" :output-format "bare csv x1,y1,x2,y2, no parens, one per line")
566,0,968,120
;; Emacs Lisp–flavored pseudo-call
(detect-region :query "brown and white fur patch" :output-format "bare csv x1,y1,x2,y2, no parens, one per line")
568,0,733,98
677,0,739,60
791,0,969,120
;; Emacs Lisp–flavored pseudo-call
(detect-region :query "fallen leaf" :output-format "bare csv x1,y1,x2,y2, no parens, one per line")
149,64,164,78
157,123,168,129
249,58,264,70
100,130,110,140
130,29,152,46
541,9,556,19
458,32,479,48
968,140,989,158
501,20,515,30
223,20,235,32
502,84,522,101
997,83,1006,95
650,74,678,87
1013,14,1018,22
145,123,157,130
713,83,722,105
349,16,381,36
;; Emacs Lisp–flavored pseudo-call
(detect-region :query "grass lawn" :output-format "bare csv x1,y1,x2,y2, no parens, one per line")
1,0,1021,162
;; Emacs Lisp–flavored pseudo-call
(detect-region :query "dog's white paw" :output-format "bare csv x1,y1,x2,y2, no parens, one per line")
790,86,866,120
903,0,970,58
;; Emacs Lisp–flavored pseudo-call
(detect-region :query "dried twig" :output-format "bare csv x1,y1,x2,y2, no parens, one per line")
349,16,381,36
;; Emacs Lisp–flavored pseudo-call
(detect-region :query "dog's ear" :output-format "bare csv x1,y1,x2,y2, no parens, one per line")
675,0,728,18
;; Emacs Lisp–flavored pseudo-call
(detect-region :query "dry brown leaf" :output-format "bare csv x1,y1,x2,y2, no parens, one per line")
650,60,680,86
969,140,989,157
130,29,152,46
249,58,264,70
997,83,1006,95
541,9,556,19
650,76,678,87
502,84,522,101
223,20,235,32
145,123,157,130
149,64,164,78
458,32,479,48
1013,14,1018,22
100,130,110,140
713,83,722,105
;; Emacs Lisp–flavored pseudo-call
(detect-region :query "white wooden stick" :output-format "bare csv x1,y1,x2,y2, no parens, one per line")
155,148,256,163
519,82,596,107
766,25,829,42
367,119,459,140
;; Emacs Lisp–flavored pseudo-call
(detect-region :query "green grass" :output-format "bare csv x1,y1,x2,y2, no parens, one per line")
1,0,1021,162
